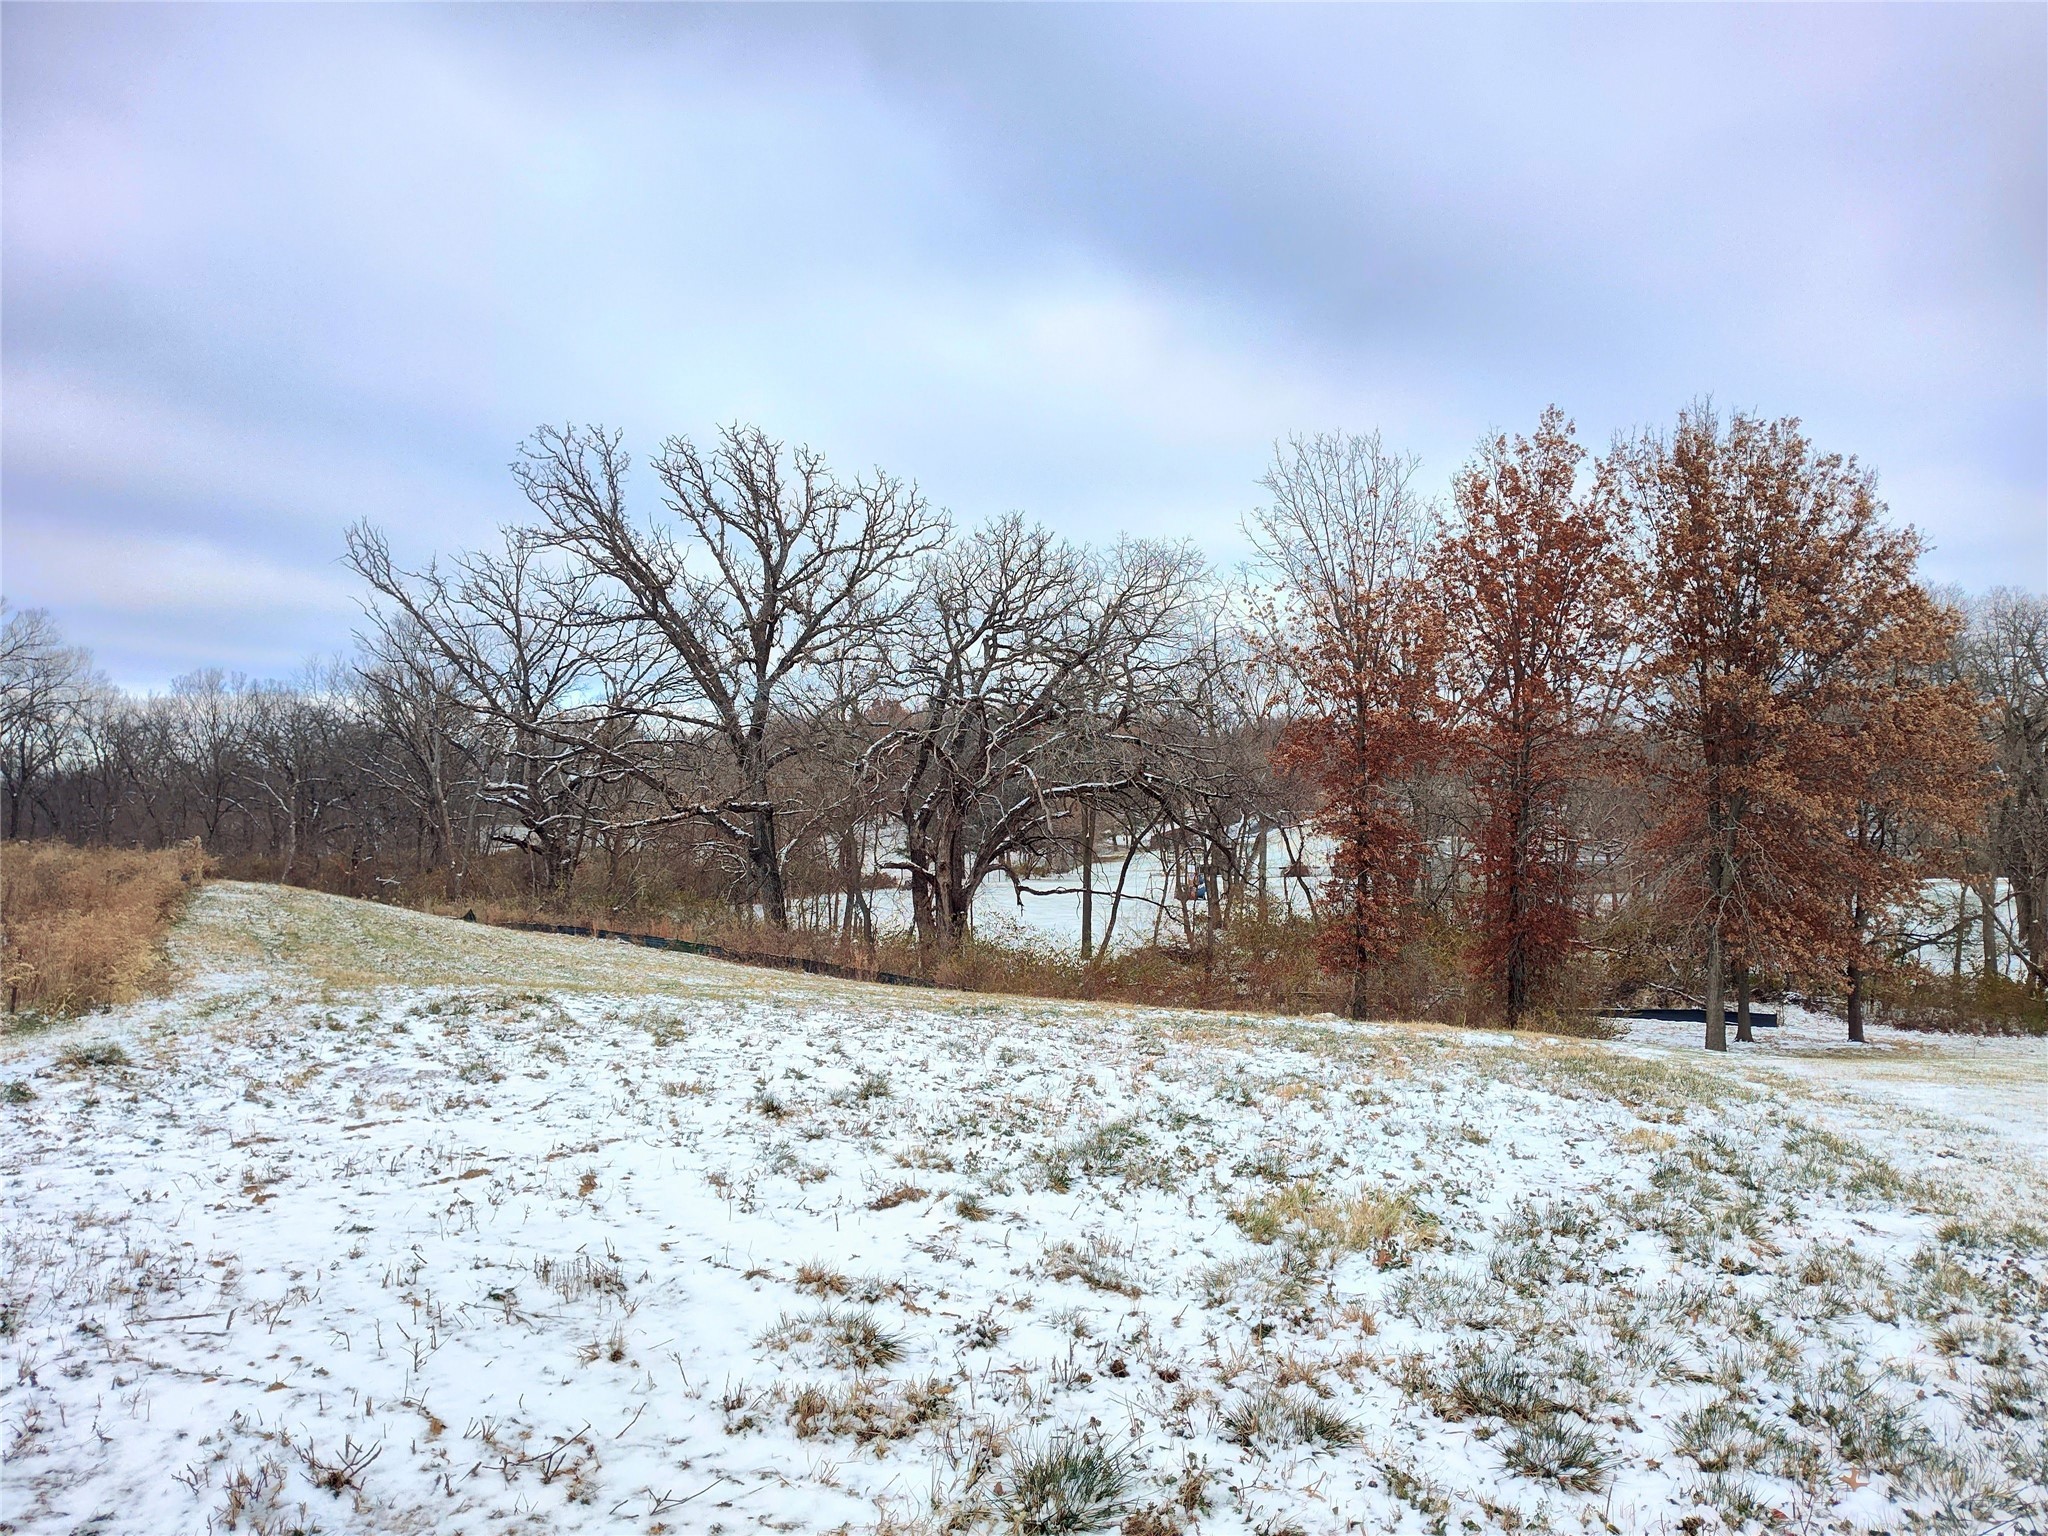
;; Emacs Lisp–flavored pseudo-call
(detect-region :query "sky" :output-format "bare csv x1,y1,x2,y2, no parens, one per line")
3,2,2043,689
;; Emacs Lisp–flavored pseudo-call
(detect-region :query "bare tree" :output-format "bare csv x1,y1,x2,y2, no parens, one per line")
354,616,482,892
1960,589,2048,993
1,605,103,839
344,523,625,896
876,515,1207,951
512,422,944,927
167,669,267,849
244,667,358,885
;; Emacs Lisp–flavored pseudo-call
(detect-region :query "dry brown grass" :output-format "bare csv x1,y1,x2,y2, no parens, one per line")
448,899,1353,1019
0,840,206,1017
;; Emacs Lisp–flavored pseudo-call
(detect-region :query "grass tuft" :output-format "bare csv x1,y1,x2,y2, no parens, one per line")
1001,1432,1134,1534
1042,1237,1141,1296
868,1182,928,1211
1229,1180,1439,1268
1501,1413,1615,1491
57,1040,131,1069
1221,1388,1362,1451
793,1260,851,1296
760,1303,906,1371
532,1251,626,1302
1440,1348,1547,1424
787,1374,952,1443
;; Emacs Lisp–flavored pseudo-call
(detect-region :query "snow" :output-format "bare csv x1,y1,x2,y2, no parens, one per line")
3,882,2044,1535
1613,1004,2048,1157
865,844,1321,955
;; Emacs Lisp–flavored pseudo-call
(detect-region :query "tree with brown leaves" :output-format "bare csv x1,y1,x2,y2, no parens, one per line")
1825,604,1990,1040
1249,432,1442,1018
1611,403,1975,1048
1434,408,1634,1028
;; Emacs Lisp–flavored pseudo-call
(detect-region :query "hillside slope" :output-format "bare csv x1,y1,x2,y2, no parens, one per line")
2,883,2043,1535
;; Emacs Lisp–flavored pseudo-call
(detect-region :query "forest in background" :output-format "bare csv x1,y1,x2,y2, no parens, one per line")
4,403,2043,1042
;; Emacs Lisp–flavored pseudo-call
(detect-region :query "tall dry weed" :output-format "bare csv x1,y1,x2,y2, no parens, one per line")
0,841,206,1016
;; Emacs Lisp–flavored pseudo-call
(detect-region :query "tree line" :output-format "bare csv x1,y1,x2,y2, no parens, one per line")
4,403,2043,1044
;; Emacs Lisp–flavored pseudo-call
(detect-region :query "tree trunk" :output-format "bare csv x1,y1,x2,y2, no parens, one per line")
434,736,458,898
1099,818,1150,954
1079,801,1095,963
1503,771,1534,1030
909,865,939,952
1847,892,1867,1042
5,747,26,839
280,797,298,885
1203,861,1219,980
906,813,973,955
751,805,786,928
1705,924,1727,1052
943,825,971,948
2019,877,2047,998
1975,877,1999,980
839,829,864,945
1704,845,1729,1052
1734,963,1753,1043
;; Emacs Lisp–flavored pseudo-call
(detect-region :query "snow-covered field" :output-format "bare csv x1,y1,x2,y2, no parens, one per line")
3,884,2044,1536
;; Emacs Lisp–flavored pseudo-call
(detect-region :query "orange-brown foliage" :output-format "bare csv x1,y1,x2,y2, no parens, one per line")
1251,432,1445,1015
0,841,206,1016
1613,404,1988,1045
1433,407,1633,1027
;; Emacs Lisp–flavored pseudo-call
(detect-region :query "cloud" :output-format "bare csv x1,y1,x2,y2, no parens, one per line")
6,523,353,621
1,4,2040,687
2,365,501,548
1,522,359,687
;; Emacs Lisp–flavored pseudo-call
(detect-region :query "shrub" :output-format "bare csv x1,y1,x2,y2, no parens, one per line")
1,841,205,1017
454,897,1355,1019
1863,970,2047,1036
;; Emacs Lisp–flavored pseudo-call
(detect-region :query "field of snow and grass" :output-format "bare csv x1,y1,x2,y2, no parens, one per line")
3,884,2043,1536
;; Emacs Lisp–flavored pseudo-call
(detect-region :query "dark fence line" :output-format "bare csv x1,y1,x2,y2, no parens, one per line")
488,918,1785,1028
1619,1005,1779,1028
494,919,942,990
